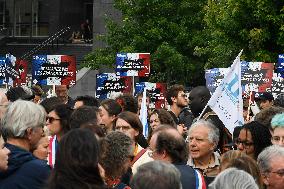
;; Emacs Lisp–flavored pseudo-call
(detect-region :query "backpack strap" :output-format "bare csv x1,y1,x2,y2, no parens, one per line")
202,111,217,120
131,149,147,166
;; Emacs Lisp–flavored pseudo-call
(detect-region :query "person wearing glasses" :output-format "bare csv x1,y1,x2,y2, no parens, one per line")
46,104,73,168
257,145,284,189
271,113,284,147
115,111,153,174
236,121,272,160
166,85,188,134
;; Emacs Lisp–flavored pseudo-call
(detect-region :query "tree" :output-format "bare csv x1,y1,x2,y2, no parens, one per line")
84,0,208,86
195,0,284,68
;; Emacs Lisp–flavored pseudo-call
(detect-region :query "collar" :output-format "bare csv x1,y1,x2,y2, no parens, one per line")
187,151,220,168
105,178,121,188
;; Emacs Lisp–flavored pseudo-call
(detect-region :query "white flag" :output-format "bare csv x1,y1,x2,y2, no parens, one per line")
207,50,244,134
139,88,148,138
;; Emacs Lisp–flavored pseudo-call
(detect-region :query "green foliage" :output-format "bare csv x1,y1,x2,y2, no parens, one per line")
84,0,207,86
84,0,284,86
196,0,284,68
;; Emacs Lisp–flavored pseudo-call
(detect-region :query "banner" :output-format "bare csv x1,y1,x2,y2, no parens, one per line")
0,55,28,86
277,54,284,78
271,73,284,98
116,53,150,77
96,73,133,99
32,55,76,86
207,51,244,134
205,68,229,94
135,82,167,109
241,61,273,94
13,60,28,86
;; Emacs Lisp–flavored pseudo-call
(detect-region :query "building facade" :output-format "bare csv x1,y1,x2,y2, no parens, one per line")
0,0,93,37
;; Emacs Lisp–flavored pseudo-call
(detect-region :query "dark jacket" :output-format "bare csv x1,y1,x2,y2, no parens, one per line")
0,143,51,189
67,96,75,108
174,163,207,189
179,107,194,129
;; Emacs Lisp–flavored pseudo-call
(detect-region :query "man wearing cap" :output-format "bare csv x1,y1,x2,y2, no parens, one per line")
256,92,274,110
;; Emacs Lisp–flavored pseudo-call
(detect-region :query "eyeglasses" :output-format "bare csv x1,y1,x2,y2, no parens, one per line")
235,139,254,147
46,116,61,123
270,169,284,177
178,94,187,98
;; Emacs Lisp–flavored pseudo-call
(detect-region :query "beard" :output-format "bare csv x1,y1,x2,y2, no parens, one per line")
177,101,188,109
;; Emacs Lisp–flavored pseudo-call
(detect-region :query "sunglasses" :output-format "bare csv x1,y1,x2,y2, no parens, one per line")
46,116,61,123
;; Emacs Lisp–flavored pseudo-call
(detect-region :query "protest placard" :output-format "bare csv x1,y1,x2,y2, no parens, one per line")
205,68,229,94
32,55,76,85
135,82,167,109
241,61,273,94
116,53,150,77
96,73,133,99
0,55,28,86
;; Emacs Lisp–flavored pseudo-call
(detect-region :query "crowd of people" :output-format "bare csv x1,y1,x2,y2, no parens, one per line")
0,84,283,189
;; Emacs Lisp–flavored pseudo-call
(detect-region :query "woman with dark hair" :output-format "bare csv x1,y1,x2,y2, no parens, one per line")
47,129,107,189
47,104,73,141
46,104,73,167
99,99,122,133
149,109,176,140
115,111,153,174
149,109,176,131
236,121,272,159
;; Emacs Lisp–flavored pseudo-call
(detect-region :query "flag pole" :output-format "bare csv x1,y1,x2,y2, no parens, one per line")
132,76,135,96
197,104,209,121
246,91,253,122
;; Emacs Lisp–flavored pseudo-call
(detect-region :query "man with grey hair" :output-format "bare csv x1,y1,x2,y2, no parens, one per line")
187,119,220,178
130,161,182,189
257,145,284,189
0,100,50,189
